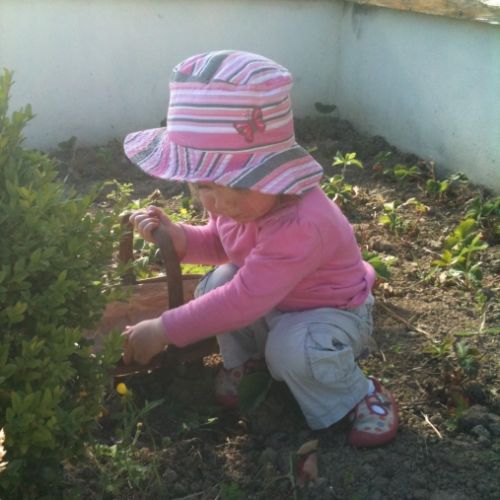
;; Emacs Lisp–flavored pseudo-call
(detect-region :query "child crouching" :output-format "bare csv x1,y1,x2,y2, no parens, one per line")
122,50,398,447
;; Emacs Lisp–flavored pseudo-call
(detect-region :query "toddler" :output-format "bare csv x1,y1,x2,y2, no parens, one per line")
122,50,398,447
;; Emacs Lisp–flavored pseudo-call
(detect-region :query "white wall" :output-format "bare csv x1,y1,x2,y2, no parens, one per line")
1,0,499,190
335,4,500,188
0,0,340,148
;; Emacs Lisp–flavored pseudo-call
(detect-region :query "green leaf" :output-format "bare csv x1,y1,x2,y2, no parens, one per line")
363,250,393,280
238,372,273,414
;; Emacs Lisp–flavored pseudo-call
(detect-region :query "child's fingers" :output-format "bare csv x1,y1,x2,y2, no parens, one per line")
129,210,148,225
146,205,164,216
121,328,133,364
147,205,172,225
135,217,160,241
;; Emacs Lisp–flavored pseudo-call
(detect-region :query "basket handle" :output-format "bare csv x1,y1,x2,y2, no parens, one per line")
152,226,184,308
119,212,184,308
114,213,218,377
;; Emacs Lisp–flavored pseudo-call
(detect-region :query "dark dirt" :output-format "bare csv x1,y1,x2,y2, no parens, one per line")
60,117,499,500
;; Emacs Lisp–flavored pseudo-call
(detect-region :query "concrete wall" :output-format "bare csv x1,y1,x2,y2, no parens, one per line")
335,3,500,190
1,0,499,190
0,0,340,148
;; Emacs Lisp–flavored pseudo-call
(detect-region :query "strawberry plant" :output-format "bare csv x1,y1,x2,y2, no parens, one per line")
378,201,407,235
362,250,394,281
428,218,488,286
424,172,468,200
322,151,363,205
332,150,363,171
465,195,500,243
321,174,355,205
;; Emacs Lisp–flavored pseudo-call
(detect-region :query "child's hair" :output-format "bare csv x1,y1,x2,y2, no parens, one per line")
124,50,323,196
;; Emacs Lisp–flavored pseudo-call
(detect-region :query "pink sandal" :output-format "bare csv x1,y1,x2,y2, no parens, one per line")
348,377,398,448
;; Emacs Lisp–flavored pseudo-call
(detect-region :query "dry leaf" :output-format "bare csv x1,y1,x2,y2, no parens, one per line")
296,439,319,456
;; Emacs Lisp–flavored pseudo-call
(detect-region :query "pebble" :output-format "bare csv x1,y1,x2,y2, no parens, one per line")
172,482,188,497
413,489,430,499
458,405,491,430
163,468,178,484
361,463,375,477
489,422,500,437
429,490,469,500
471,424,491,440
371,476,389,490
258,447,278,466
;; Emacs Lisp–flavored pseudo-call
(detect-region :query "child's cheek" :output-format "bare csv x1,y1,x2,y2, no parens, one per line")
198,192,215,211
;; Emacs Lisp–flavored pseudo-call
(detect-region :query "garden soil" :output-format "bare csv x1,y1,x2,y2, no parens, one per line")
60,117,499,499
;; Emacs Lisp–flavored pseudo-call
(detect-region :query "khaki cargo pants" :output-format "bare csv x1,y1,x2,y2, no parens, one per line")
196,264,375,429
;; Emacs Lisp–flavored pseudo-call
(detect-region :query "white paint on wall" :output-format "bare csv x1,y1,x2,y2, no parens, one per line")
0,0,340,149
335,4,500,189
1,0,499,190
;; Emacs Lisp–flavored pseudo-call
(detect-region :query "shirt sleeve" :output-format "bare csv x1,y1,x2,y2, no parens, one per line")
162,217,326,347
180,215,228,265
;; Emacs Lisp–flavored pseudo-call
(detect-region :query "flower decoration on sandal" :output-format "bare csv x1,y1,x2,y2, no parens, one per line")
348,377,398,448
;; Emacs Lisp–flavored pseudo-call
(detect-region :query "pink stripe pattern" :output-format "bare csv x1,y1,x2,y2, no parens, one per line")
124,51,323,195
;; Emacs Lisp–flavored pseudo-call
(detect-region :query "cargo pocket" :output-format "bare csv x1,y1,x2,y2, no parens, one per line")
305,323,357,386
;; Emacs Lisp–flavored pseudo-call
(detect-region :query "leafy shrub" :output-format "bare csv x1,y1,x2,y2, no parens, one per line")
0,70,122,498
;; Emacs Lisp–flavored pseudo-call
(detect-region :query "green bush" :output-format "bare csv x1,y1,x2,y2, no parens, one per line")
0,69,122,498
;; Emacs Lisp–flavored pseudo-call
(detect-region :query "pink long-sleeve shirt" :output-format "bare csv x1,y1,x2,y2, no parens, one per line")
162,186,375,347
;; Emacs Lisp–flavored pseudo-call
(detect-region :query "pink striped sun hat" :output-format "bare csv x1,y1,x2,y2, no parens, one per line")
123,50,323,195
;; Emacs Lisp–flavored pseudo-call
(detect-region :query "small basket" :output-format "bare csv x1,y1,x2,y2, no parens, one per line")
93,213,218,377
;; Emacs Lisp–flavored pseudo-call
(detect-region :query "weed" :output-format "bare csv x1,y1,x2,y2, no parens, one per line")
87,384,165,496
95,140,124,169
424,335,454,360
56,136,78,183
454,340,480,377
445,392,470,431
220,481,247,500
179,413,219,435
96,145,115,167
112,384,164,444
392,343,402,354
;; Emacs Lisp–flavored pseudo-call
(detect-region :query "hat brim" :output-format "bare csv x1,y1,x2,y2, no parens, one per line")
123,127,323,195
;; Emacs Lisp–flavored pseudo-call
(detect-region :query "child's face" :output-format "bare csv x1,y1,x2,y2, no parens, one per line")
195,182,279,223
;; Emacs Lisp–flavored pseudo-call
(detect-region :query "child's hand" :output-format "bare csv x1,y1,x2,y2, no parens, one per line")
121,317,168,365
129,206,187,259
